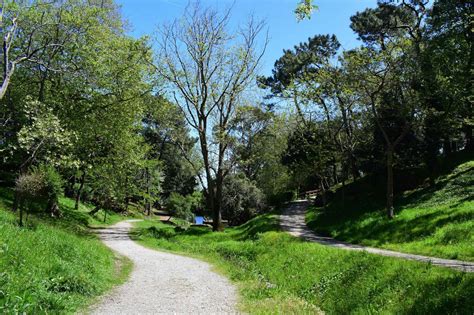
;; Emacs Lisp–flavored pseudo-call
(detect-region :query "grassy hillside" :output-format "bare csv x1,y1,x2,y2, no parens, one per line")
132,215,473,314
306,155,474,261
0,187,132,313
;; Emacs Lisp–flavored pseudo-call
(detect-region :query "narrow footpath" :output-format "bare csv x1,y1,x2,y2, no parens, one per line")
280,200,474,272
90,220,237,314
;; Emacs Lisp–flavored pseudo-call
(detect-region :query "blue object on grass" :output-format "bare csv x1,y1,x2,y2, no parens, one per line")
195,216,204,224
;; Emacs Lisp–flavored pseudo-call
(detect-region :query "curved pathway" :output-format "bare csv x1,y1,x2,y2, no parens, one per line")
90,220,237,314
280,200,474,272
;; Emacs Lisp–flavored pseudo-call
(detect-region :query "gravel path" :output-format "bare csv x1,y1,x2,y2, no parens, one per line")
280,200,474,272
90,220,237,314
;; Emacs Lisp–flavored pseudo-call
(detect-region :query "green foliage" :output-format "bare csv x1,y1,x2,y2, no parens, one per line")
306,156,474,261
16,98,74,168
222,174,266,226
36,164,64,203
133,214,473,314
15,164,64,220
295,0,318,21
166,192,200,222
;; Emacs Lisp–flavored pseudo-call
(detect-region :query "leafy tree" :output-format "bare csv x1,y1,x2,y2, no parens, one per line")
221,174,266,226
295,0,318,21
142,95,197,198
166,192,201,222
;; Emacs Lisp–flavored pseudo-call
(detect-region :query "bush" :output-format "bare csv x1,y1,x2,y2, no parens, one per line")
38,164,64,204
166,192,196,221
222,174,266,226
15,164,64,224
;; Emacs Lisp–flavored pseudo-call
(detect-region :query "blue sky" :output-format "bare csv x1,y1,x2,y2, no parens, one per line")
117,0,377,76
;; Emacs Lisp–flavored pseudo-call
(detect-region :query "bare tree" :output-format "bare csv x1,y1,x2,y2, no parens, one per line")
156,3,267,231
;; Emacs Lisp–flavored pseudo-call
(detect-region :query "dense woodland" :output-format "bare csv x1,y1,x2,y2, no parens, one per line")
0,0,472,230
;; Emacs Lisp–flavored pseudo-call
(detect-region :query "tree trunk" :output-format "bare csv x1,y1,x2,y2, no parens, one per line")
320,178,327,210
145,167,151,216
465,124,474,152
386,147,395,219
65,175,76,198
212,175,224,231
341,176,346,210
75,171,86,210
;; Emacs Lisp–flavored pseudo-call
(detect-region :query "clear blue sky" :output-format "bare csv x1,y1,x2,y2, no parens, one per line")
116,0,377,76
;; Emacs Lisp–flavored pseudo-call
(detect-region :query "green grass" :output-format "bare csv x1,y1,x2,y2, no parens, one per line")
0,187,132,313
131,214,474,314
306,156,474,261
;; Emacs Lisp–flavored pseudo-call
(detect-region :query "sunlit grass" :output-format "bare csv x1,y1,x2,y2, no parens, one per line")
307,157,474,261
0,187,132,313
132,214,473,314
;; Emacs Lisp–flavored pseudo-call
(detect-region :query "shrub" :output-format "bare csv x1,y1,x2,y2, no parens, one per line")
166,192,195,221
222,174,266,226
15,164,64,225
38,164,64,204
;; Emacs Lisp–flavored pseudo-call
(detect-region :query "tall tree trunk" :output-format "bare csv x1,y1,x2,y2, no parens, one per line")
65,175,76,198
386,147,395,219
75,171,86,210
341,178,346,210
465,125,474,152
320,178,327,210
213,165,224,232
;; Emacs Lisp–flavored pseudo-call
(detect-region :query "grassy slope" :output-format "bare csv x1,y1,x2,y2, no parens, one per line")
306,155,474,261
0,188,132,313
132,216,473,314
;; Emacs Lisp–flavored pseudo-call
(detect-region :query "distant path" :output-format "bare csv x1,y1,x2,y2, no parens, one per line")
280,200,474,272
90,220,237,314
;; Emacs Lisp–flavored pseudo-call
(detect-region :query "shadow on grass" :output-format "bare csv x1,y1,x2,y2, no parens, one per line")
307,154,474,248
234,214,280,240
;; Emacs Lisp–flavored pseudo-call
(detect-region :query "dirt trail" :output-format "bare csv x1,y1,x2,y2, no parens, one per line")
90,220,237,314
280,200,474,272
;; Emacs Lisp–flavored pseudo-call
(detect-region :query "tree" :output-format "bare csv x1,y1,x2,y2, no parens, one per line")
156,3,267,231
282,121,334,205
295,0,318,21
221,174,266,226
0,0,64,99
1,0,155,215
426,0,473,153
344,44,417,218
142,95,197,198
260,34,363,183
